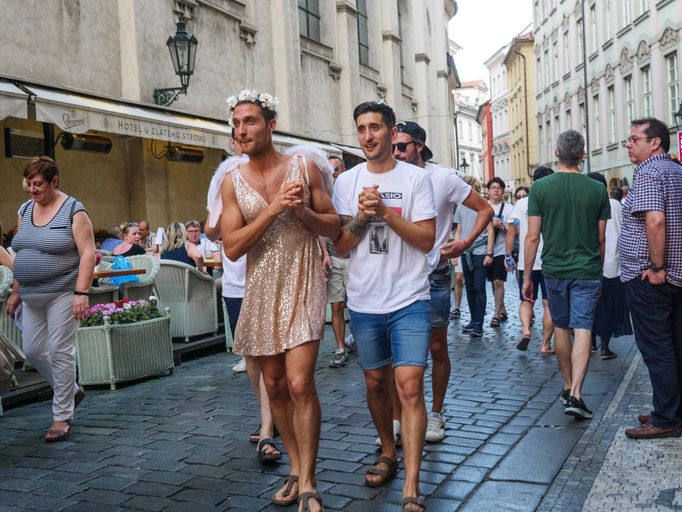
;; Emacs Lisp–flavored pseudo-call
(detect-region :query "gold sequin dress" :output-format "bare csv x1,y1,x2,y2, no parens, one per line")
232,156,326,356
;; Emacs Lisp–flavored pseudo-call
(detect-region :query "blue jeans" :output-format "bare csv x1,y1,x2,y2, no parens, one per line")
429,274,451,328
461,254,486,331
349,300,431,370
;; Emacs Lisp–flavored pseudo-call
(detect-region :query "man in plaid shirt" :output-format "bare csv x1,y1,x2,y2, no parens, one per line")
620,117,682,440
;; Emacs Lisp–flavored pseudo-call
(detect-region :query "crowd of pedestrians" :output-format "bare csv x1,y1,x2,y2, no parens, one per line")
2,80,681,511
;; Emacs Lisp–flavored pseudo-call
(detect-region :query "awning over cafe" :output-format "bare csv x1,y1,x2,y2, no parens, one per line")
331,143,366,160
0,82,29,121
273,133,341,157
26,86,230,150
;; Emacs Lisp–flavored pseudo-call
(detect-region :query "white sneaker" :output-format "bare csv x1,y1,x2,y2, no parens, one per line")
375,419,402,446
344,333,357,353
232,357,247,373
425,412,445,443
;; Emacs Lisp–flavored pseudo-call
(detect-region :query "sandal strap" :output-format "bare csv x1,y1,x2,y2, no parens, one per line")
281,475,299,497
298,491,323,510
366,456,398,478
402,496,426,511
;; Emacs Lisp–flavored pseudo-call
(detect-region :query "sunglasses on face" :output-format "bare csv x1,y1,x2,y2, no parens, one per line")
392,141,417,152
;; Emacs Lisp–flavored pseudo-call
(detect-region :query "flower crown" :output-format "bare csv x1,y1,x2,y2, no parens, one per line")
226,89,279,126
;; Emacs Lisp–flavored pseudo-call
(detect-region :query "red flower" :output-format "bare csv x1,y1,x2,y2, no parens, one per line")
114,300,124,307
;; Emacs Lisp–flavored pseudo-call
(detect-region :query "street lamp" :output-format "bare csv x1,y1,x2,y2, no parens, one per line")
153,21,198,107
674,102,682,129
460,157,470,174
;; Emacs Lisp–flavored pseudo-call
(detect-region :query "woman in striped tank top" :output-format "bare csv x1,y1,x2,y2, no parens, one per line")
8,156,96,443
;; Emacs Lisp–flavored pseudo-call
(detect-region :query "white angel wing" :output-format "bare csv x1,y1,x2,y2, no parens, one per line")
206,154,249,228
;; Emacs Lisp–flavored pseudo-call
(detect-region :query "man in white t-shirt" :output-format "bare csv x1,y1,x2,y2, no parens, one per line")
505,166,555,353
392,121,493,444
185,220,219,260
333,102,435,509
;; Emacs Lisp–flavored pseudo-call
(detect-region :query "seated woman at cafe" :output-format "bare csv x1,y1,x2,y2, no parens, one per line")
111,222,146,257
160,222,204,270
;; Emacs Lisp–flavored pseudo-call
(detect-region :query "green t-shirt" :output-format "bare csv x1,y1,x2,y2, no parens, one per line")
527,172,611,279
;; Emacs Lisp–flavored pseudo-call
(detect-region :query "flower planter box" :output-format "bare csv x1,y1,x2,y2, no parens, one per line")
76,314,174,390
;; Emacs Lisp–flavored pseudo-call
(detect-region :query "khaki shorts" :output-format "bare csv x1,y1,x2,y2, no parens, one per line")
327,255,349,303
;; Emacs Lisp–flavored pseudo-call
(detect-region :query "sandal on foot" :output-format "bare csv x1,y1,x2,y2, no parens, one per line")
45,420,72,443
490,317,501,327
449,308,460,319
540,349,555,356
298,491,323,512
365,455,399,488
500,312,508,322
516,336,530,351
272,475,299,506
257,437,282,463
250,424,279,443
402,496,426,511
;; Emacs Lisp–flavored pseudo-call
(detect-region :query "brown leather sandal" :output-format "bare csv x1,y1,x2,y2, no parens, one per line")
298,491,324,512
364,455,399,488
271,475,298,507
402,496,426,511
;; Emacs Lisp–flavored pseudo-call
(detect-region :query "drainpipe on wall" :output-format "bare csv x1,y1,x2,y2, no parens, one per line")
580,0,591,172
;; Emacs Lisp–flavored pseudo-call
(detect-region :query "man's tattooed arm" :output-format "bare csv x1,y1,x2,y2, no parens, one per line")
340,214,368,239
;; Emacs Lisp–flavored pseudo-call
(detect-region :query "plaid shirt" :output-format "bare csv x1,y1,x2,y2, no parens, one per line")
619,153,682,286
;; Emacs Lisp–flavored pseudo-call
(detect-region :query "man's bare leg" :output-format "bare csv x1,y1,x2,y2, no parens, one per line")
285,341,322,512
394,365,427,504
430,326,450,413
453,272,464,311
541,299,554,353
493,280,505,318
331,302,346,350
260,353,301,504
519,301,532,338
365,365,398,485
570,328,592,399
245,357,276,451
553,327,573,391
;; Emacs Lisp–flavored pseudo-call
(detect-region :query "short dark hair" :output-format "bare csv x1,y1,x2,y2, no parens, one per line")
235,100,277,123
353,101,396,129
556,130,585,167
486,177,505,189
329,155,344,165
631,118,670,153
587,172,607,188
24,156,59,183
532,166,554,182
610,187,623,201
514,186,529,197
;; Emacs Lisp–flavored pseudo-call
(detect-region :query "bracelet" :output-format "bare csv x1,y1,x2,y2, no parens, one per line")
486,253,493,257
73,291,89,296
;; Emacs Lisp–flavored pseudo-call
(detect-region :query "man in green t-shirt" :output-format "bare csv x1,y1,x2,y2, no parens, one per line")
524,130,610,420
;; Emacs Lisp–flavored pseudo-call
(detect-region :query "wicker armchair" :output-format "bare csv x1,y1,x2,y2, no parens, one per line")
0,265,22,351
89,261,119,307
120,255,159,301
156,260,218,341
222,300,234,351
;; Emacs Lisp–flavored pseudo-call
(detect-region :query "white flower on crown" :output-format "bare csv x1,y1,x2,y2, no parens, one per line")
225,89,279,126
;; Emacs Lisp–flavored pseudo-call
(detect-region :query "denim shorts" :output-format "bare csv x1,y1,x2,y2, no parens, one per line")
544,277,601,329
517,270,547,301
349,300,431,370
429,275,451,328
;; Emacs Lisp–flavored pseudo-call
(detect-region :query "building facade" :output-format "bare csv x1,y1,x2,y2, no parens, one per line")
477,101,494,182
505,32,539,188
0,0,458,233
485,45,513,187
534,0,681,185
453,80,487,179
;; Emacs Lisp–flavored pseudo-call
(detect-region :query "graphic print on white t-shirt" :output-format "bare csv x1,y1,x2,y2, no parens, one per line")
367,192,402,254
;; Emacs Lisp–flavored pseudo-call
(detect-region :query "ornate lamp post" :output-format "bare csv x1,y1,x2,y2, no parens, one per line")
153,21,198,107
460,157,470,174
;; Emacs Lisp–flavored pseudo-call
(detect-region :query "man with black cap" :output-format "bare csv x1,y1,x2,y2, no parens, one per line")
392,121,492,442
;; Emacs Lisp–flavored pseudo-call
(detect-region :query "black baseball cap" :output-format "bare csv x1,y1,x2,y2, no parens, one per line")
396,121,433,161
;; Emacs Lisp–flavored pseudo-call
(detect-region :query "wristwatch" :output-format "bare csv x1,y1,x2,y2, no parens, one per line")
649,263,665,273
486,252,493,257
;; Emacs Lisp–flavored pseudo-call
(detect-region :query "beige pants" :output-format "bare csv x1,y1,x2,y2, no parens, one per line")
22,291,78,421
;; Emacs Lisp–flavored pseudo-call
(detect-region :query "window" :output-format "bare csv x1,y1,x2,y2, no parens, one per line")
606,0,613,40
543,48,550,87
565,108,572,129
298,0,320,41
537,57,542,90
624,75,634,123
667,53,679,125
546,120,552,161
357,0,369,65
534,1,540,24
622,0,631,27
538,124,544,162
638,0,647,16
552,41,559,82
554,115,560,153
579,102,586,134
608,86,616,143
563,31,570,71
577,19,584,65
590,5,597,53
593,95,601,148
642,66,652,117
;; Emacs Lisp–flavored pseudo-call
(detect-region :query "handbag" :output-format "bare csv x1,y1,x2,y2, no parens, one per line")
109,256,140,286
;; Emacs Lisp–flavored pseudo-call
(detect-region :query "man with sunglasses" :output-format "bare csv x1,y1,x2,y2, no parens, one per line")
620,118,682,439
391,121,492,443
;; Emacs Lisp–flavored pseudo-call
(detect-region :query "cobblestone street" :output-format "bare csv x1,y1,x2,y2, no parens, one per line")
0,283,675,511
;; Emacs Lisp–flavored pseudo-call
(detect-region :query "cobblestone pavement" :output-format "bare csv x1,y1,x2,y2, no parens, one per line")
0,282,648,511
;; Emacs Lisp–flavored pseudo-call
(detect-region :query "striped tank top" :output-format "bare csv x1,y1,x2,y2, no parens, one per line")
11,197,86,295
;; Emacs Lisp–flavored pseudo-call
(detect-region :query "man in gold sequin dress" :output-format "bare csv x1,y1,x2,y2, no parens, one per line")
221,90,340,512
